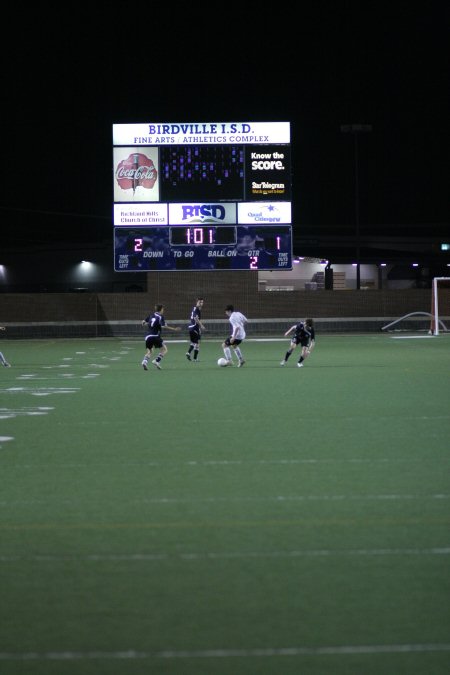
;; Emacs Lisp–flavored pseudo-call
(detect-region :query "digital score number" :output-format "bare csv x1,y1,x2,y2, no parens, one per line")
170,226,236,246
114,226,292,271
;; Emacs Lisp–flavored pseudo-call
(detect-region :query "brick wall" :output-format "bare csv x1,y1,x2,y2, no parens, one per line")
1,272,448,329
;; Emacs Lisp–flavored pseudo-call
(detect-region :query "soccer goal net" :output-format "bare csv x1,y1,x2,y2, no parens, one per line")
430,277,450,335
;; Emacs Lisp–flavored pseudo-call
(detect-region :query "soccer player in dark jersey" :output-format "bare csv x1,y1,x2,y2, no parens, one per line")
141,304,180,371
280,318,315,367
186,298,205,362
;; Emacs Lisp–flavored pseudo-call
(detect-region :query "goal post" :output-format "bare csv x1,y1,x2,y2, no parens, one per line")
431,277,450,335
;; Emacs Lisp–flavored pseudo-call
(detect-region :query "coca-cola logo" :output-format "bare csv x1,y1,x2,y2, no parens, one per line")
115,153,157,192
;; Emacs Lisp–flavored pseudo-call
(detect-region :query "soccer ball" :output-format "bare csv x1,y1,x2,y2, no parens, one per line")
217,357,228,367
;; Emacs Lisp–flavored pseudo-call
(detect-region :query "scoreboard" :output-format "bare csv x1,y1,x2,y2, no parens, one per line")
112,122,292,271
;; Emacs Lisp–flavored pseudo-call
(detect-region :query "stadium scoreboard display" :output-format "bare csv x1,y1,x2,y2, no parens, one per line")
112,122,292,271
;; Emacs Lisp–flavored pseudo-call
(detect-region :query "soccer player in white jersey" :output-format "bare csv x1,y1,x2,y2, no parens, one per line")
0,326,11,367
222,304,247,367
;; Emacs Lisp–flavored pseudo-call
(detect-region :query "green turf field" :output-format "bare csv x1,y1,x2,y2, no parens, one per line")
0,334,449,675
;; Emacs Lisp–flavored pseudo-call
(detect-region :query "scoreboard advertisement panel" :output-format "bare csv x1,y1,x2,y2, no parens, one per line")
112,122,292,271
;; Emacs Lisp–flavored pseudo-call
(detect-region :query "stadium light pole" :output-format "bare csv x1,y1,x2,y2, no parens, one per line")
340,124,372,290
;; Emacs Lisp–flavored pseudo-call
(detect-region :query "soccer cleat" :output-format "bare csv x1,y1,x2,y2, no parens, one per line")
142,361,148,371
152,359,162,370
185,353,191,361
3,362,11,367
280,360,285,366
237,360,246,368
226,360,233,366
297,362,304,368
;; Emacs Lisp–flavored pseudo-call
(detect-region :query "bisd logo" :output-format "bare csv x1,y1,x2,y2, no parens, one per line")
181,205,226,222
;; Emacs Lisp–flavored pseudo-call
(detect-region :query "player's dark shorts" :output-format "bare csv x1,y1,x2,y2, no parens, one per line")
291,336,309,347
145,335,163,349
224,337,242,347
189,329,201,344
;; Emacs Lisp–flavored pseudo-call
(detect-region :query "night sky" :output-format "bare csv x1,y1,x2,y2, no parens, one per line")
1,3,448,252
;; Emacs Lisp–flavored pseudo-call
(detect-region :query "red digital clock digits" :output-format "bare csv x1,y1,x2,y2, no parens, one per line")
186,228,214,244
